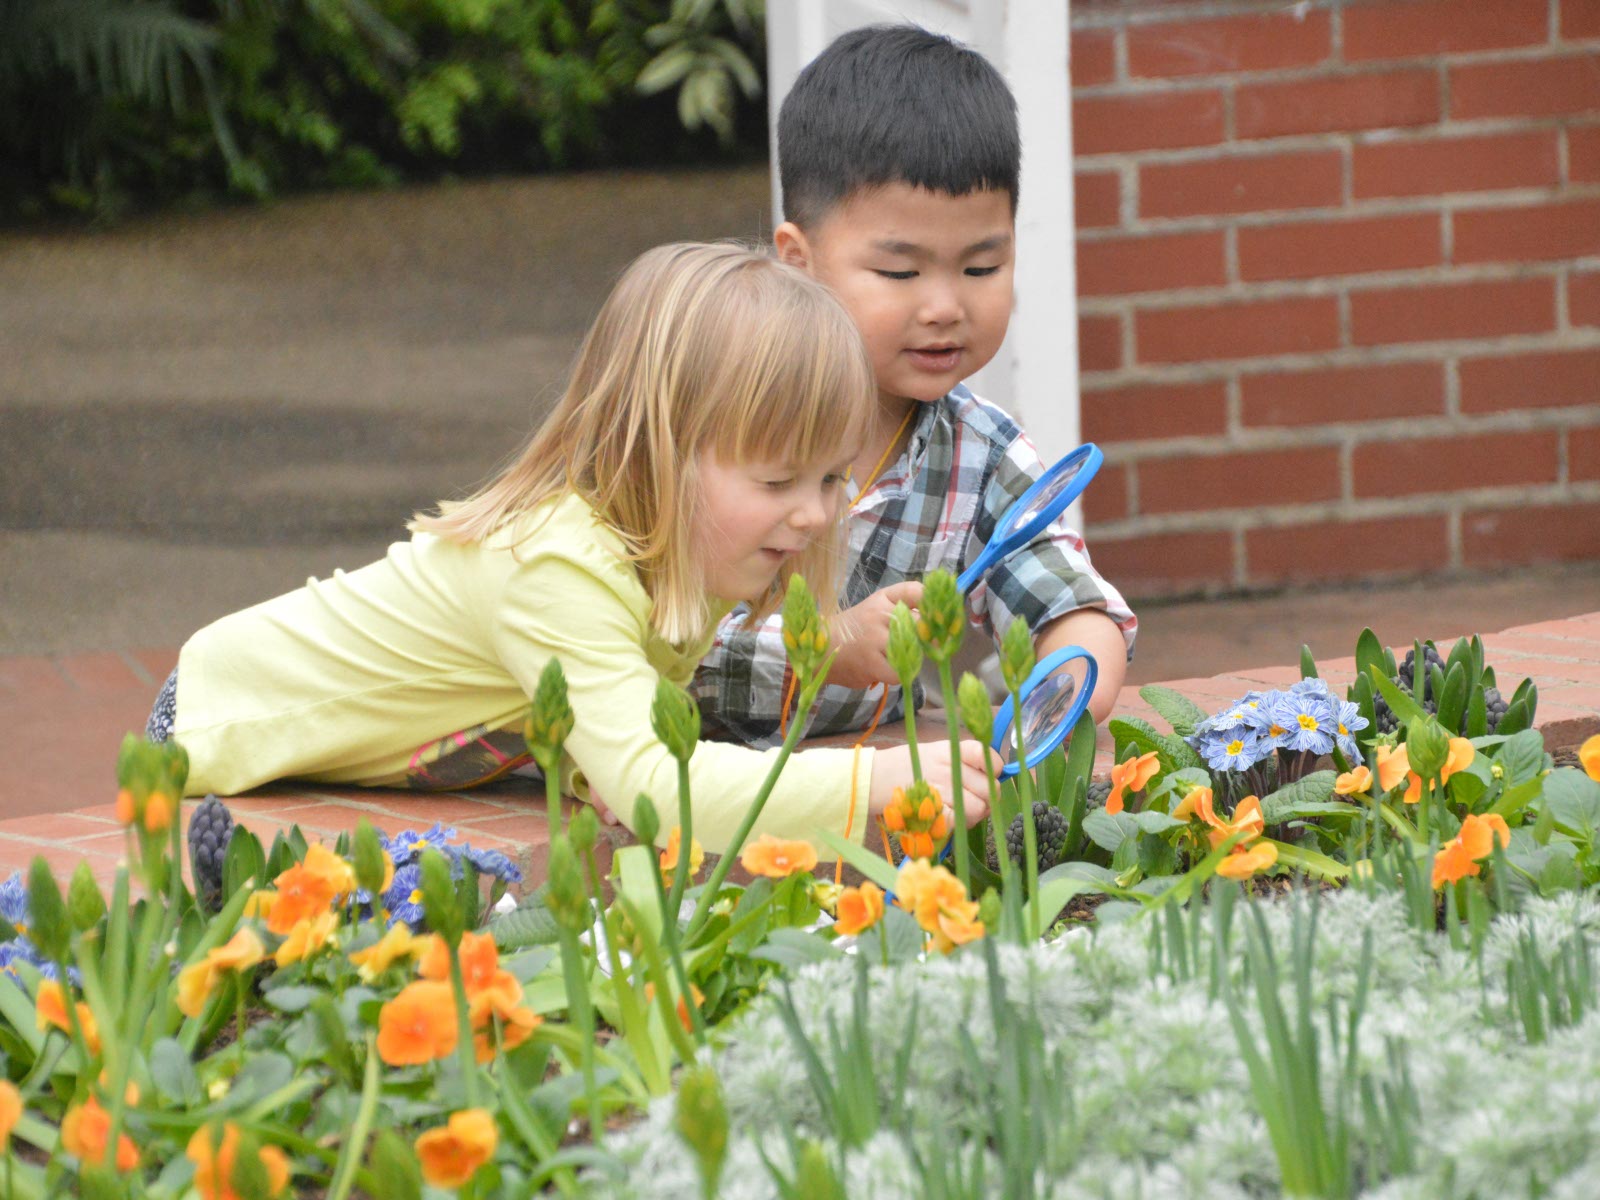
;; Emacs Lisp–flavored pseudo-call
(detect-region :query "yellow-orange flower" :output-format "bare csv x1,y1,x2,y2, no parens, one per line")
349,923,418,983
1106,751,1160,816
1377,739,1475,804
1216,841,1278,881
415,1108,497,1189
419,929,502,993
0,1080,20,1151
833,882,885,937
1376,743,1410,794
893,860,983,952
1432,812,1512,889
1170,785,1214,824
1579,734,1600,783
739,835,819,878
882,785,951,861
1334,766,1373,795
35,980,101,1056
143,790,175,833
60,1096,139,1171
243,890,278,921
187,1122,291,1200
267,845,354,935
115,788,136,826
377,980,460,1065
659,826,704,884
273,911,337,968
469,986,542,1063
931,904,985,954
178,928,266,1017
644,981,706,1034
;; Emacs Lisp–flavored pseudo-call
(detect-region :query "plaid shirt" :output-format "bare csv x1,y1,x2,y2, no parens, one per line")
691,385,1138,747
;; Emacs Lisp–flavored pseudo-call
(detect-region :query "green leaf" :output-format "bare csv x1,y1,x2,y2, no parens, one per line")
880,905,925,964
1465,688,1488,738
1138,686,1209,739
1370,667,1428,728
261,985,319,1013
151,1036,200,1104
1064,710,1098,794
1268,841,1350,882
1300,645,1318,680
1082,809,1184,855
1258,771,1339,824
1355,628,1386,686
1498,698,1532,736
1496,730,1546,786
814,828,898,891
1536,769,1600,847
749,928,840,970
491,894,564,949
1436,661,1468,734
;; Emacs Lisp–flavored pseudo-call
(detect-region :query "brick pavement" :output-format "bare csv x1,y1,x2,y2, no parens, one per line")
4,614,1596,896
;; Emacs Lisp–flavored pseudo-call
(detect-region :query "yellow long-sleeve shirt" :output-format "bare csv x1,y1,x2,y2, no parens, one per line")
173,493,869,856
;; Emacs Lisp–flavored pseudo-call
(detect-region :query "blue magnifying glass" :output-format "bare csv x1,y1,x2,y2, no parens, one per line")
956,442,1104,594
991,647,1099,779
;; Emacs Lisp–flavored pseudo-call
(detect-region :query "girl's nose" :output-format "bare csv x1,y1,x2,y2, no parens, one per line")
790,488,829,530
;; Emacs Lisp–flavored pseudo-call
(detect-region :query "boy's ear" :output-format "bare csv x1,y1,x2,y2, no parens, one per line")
773,222,812,270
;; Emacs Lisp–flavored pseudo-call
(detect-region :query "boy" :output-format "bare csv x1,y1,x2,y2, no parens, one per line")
693,24,1136,746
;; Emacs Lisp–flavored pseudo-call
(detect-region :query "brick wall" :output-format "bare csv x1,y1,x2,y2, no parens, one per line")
1070,0,1600,598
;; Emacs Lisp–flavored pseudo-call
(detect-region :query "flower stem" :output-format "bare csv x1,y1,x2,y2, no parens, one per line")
936,660,971,891
326,1032,381,1200
447,949,481,1110
1004,681,1040,940
666,759,694,920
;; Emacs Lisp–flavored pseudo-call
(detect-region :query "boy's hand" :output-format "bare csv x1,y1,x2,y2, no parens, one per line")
867,741,993,828
826,581,924,690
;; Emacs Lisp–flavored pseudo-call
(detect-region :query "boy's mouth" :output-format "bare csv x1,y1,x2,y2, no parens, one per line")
906,345,962,372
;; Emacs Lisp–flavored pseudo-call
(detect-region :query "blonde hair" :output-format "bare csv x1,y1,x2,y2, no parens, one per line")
412,241,876,644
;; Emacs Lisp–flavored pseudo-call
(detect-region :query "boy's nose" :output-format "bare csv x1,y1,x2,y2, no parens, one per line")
917,279,963,326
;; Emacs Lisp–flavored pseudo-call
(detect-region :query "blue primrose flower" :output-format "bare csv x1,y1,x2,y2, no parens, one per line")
1332,698,1369,758
379,825,461,869
1269,688,1337,755
382,863,426,930
1199,725,1270,773
0,871,29,930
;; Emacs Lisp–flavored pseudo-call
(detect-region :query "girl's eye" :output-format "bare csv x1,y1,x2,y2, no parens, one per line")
823,473,844,487
764,478,795,490
873,269,917,281
965,265,1001,277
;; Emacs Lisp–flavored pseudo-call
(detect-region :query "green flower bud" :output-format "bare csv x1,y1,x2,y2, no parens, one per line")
632,793,661,847
790,1140,845,1200
369,1129,424,1200
418,848,463,946
27,856,69,961
957,672,994,743
229,1126,275,1200
161,737,190,798
67,860,105,933
570,805,599,855
976,886,1001,930
916,569,965,664
1405,714,1450,782
886,601,924,685
779,574,829,683
674,1064,728,1199
1000,617,1036,695
650,679,701,763
524,658,575,762
351,818,388,898
546,836,591,934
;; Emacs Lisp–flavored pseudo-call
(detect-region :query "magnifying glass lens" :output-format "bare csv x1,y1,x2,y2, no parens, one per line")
1014,458,1086,530
1019,669,1078,748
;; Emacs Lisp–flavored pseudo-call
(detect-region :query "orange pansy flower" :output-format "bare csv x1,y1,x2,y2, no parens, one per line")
419,929,501,995
187,1122,291,1200
1171,786,1215,824
1106,751,1160,816
1377,739,1475,804
931,904,985,954
178,928,266,1018
377,980,460,1066
739,835,819,878
243,890,278,921
0,1080,20,1151
35,980,101,1056
349,923,418,983
833,882,885,937
469,984,542,1063
1580,734,1600,783
659,826,705,885
273,911,337,968
267,845,354,935
415,1108,498,1189
1216,841,1278,881
60,1096,139,1171
1334,766,1373,795
1431,812,1511,889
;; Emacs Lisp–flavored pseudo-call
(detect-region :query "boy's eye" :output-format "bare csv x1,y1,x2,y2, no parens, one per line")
965,265,1001,277
873,269,917,281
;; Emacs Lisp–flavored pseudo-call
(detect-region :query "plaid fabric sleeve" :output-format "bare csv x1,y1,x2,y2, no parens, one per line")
689,606,912,749
964,430,1139,661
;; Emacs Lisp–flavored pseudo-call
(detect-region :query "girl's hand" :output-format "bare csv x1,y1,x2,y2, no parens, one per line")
825,581,923,691
867,741,993,827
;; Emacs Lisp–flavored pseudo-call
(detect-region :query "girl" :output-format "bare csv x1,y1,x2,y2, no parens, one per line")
148,242,990,856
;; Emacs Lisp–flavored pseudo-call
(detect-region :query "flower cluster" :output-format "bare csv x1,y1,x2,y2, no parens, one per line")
893,861,983,954
1377,737,1474,803
376,929,540,1066
1171,786,1277,881
881,781,950,860
1189,679,1367,772
1432,812,1511,889
374,825,523,929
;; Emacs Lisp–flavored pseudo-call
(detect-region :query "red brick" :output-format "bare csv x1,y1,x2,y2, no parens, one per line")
0,656,70,698
1238,212,1441,281
1071,28,1118,87
1236,69,1439,139
1451,55,1600,119
1563,0,1600,38
1075,171,1121,228
1125,10,1331,78
1573,426,1600,481
1079,313,1124,372
1463,500,1600,564
1352,129,1561,198
1082,462,1130,523
129,647,179,682
1459,348,1600,412
1073,89,1226,156
1081,379,1230,443
1135,295,1340,363
1139,446,1342,513
56,652,145,692
1574,271,1600,327
1345,0,1550,60
1088,529,1236,595
1076,229,1227,296
1246,514,1451,584
1571,125,1600,184
1350,277,1556,345
1241,361,1447,427
1352,430,1559,496
1140,149,1343,218
1455,199,1600,264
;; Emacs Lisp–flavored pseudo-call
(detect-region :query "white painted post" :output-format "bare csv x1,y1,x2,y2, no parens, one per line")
765,1,1080,469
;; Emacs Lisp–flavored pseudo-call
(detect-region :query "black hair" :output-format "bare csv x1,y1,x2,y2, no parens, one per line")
777,24,1021,228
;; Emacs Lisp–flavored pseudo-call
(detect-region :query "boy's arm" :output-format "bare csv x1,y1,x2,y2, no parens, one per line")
1033,608,1128,724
